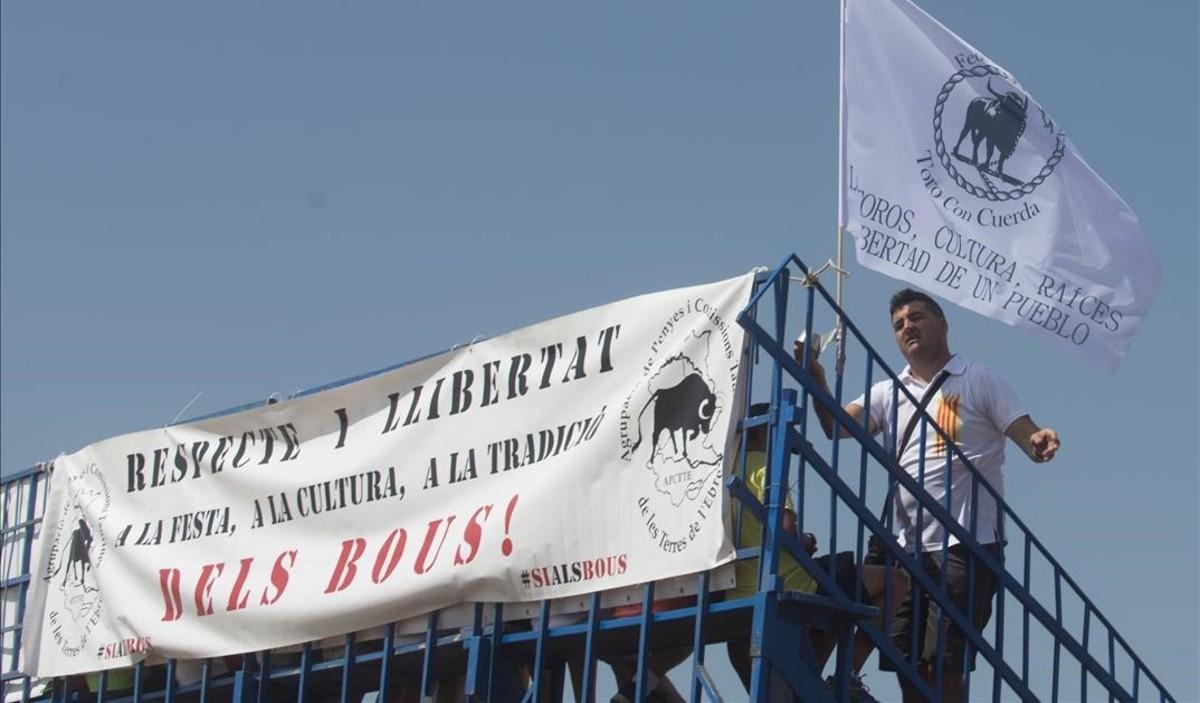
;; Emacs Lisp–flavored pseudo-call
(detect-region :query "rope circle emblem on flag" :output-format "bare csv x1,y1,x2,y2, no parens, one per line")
932,65,1066,202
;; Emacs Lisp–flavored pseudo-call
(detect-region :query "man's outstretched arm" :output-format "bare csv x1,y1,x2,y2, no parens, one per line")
1005,415,1060,463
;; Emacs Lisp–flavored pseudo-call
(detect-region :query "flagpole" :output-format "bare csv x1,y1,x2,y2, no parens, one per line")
834,0,848,375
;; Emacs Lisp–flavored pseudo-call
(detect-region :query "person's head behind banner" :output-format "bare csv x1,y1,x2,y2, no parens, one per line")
739,402,771,453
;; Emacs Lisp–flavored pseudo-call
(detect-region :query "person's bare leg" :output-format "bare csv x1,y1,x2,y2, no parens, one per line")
608,658,635,688
854,565,909,670
649,672,685,703
725,639,752,692
436,675,465,703
810,629,836,669
898,664,927,703
940,665,964,703
645,649,690,702
567,659,584,702
897,660,966,703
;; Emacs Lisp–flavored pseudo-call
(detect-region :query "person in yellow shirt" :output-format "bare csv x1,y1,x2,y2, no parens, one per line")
725,403,906,701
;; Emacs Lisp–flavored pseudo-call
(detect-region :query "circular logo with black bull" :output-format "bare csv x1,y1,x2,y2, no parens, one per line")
618,297,740,555
41,462,111,658
933,64,1065,202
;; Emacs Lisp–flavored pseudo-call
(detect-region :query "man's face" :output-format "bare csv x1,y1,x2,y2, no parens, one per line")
891,302,948,362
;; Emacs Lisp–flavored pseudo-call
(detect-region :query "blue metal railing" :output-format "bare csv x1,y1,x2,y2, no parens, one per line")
1,257,1177,702
2,467,49,703
736,254,1175,702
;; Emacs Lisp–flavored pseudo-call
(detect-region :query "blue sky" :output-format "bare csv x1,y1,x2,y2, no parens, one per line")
2,1,1196,699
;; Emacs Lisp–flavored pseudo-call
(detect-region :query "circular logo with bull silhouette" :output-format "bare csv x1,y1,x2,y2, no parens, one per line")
620,300,740,555
626,360,723,478
41,462,111,658
932,65,1065,202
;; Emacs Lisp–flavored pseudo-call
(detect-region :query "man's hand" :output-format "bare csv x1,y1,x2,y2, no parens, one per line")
1006,416,1060,463
1029,428,1060,462
793,335,876,440
793,338,825,378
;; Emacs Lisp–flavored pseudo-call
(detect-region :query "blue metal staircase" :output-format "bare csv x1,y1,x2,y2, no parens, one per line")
733,255,1175,702
0,254,1177,702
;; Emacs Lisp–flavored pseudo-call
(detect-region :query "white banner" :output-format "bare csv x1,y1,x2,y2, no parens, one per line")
841,0,1158,370
22,273,755,677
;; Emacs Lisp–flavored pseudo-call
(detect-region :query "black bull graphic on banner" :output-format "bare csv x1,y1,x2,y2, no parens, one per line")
629,373,717,458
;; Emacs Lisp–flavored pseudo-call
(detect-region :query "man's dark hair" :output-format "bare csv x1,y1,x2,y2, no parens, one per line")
741,402,770,450
889,288,945,320
738,402,770,435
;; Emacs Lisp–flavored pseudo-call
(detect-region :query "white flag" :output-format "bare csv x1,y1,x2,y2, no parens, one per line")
840,0,1158,370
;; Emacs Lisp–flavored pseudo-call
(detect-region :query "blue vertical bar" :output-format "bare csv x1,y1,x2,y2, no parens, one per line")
689,571,710,703
231,662,247,703
96,670,109,703
581,593,601,703
758,273,793,594
932,424,951,698
750,272,788,701
964,471,982,703
793,280,811,533
132,660,145,703
887,380,905,666
1107,631,1116,703
420,610,440,701
747,594,770,703
1023,538,1032,688
12,473,42,681
164,658,177,703
238,653,256,703
1052,569,1062,703
960,470,979,700
1081,604,1091,702
379,622,396,703
465,604,486,702
256,650,271,703
854,358,874,606
486,604,504,703
992,587,1005,703
826,362,843,564
339,633,356,703
908,419,928,672
750,381,799,703
298,642,313,702
531,599,551,701
913,419,928,572
199,657,213,703
634,582,655,703
1,481,12,672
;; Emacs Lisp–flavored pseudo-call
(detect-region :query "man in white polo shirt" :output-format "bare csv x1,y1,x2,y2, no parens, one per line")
795,288,1059,703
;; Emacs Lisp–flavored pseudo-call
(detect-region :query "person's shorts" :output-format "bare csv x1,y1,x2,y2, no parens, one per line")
729,551,816,600
813,551,863,599
879,542,1001,673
